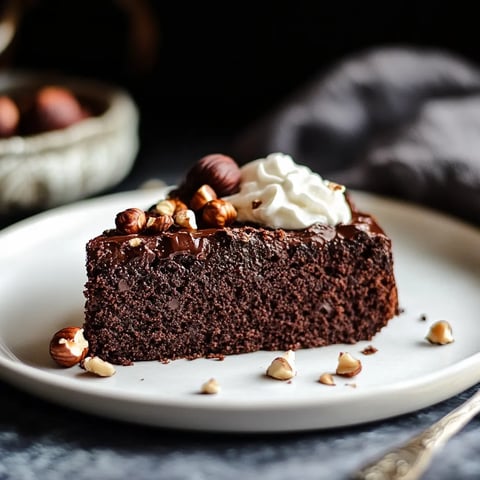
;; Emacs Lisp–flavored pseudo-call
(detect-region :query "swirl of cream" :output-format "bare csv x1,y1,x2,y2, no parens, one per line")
224,153,352,229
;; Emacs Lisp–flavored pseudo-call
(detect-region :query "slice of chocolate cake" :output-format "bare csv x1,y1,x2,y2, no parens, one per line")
83,153,399,365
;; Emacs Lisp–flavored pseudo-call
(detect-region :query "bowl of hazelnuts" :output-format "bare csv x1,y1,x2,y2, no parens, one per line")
0,71,139,216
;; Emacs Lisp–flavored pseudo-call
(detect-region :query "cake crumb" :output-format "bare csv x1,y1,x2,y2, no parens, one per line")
345,383,357,388
420,313,428,321
361,345,378,356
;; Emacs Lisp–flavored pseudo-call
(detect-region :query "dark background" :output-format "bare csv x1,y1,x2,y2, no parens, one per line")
4,0,480,184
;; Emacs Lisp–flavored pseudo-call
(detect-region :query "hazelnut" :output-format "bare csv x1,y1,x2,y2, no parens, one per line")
326,181,346,192
426,320,454,345
31,86,87,132
128,238,143,247
49,327,89,367
146,214,174,233
82,356,116,377
115,208,147,234
174,209,197,229
336,352,362,377
266,350,296,380
151,199,176,216
0,95,20,137
318,373,336,386
184,153,241,197
202,199,237,228
151,198,188,216
200,378,221,394
189,184,217,211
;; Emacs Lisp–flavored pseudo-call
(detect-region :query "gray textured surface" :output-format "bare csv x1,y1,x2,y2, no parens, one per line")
0,380,479,480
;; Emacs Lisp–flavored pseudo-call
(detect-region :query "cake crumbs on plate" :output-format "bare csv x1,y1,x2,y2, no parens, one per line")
361,345,378,355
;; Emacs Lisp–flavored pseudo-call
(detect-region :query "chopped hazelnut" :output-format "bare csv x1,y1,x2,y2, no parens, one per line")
128,238,143,247
200,378,221,394
326,181,346,192
336,352,362,377
426,320,454,345
318,373,336,386
174,209,197,229
146,214,174,233
82,356,116,377
266,350,296,380
152,199,176,216
190,184,217,211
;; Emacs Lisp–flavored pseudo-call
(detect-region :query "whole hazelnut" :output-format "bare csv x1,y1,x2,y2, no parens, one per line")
32,86,88,132
0,95,20,138
49,327,89,367
115,208,147,234
189,184,217,211
184,154,241,197
202,199,237,228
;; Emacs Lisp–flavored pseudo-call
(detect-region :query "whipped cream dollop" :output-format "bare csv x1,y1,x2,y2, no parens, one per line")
224,153,352,229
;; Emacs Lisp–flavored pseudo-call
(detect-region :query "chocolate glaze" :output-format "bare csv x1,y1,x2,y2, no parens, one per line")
97,209,385,259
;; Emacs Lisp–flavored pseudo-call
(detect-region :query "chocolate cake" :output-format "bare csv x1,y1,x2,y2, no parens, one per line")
83,153,399,365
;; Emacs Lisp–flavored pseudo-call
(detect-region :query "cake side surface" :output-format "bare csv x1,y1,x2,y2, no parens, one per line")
84,213,398,365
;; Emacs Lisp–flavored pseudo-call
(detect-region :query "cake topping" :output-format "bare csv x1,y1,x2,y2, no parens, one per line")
225,152,352,229
115,208,147,234
179,153,242,199
202,198,237,227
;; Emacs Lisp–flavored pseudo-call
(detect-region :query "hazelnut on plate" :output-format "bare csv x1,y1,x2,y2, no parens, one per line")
426,320,454,345
49,327,89,367
266,350,296,380
335,352,362,377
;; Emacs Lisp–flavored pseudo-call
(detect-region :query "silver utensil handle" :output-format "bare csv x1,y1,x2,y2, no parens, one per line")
352,389,480,480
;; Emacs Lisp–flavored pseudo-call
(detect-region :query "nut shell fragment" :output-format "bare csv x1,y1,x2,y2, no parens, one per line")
426,320,454,345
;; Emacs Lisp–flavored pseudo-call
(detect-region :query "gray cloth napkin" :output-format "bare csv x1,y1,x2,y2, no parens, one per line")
233,46,480,226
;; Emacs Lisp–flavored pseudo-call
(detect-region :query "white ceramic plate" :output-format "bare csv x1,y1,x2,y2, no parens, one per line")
0,189,479,433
